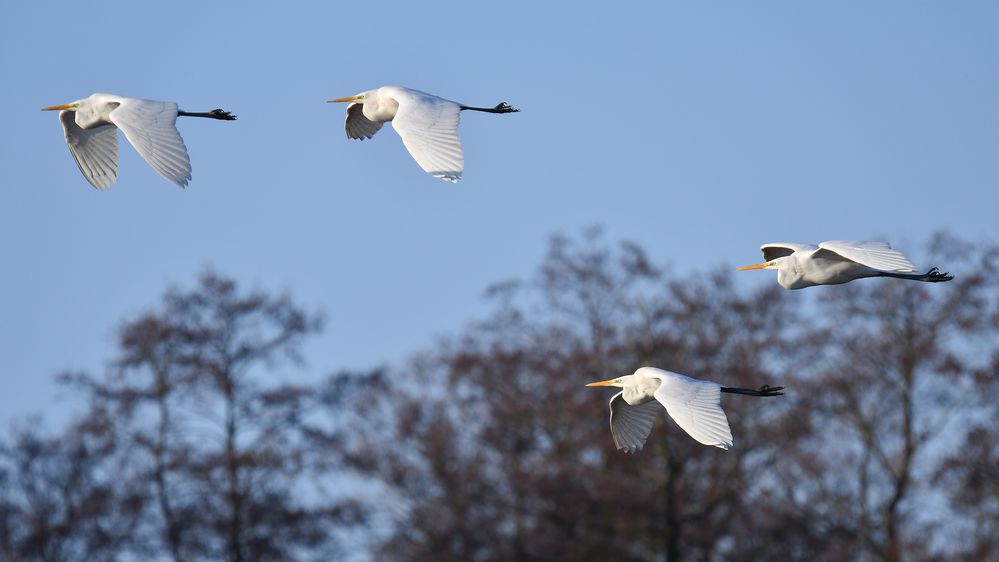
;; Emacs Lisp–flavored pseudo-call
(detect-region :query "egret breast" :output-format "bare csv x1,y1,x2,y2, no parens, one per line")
75,101,119,130
802,257,868,286
622,381,659,406
362,97,400,123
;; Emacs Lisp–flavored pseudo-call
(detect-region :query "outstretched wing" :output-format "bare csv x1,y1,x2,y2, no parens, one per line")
390,91,463,182
108,98,191,187
345,102,384,140
761,243,817,262
59,110,119,190
652,370,733,450
608,392,662,453
816,240,917,272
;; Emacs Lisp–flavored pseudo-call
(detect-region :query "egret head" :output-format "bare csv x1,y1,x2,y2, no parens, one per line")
327,91,368,104
41,101,81,112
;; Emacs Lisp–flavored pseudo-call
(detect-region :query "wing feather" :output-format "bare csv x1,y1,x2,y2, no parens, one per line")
653,371,733,450
761,243,817,262
59,111,119,190
608,392,661,453
390,92,463,182
345,102,384,140
108,99,191,187
817,240,917,272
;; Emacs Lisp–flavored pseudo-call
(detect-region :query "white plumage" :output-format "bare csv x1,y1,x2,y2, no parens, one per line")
329,86,517,183
59,110,120,190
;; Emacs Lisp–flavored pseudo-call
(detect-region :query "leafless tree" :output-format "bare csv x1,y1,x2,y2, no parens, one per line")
3,272,359,562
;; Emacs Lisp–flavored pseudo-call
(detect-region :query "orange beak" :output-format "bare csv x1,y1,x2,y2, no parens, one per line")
41,104,74,111
585,378,617,387
327,95,360,103
737,262,769,271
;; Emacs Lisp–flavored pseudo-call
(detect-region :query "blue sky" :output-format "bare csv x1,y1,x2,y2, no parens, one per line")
1,1,996,425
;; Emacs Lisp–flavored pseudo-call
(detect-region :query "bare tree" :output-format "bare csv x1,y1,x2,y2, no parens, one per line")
0,414,145,562
28,272,354,562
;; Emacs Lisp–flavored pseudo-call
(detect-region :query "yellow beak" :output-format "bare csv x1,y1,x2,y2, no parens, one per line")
41,104,74,111
737,262,769,271
585,378,617,387
327,95,360,103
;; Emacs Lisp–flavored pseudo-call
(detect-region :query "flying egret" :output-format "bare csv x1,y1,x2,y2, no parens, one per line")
737,240,953,290
586,366,784,451
328,86,518,182
43,93,236,189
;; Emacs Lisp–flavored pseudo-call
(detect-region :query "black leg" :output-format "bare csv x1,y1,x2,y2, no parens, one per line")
878,267,953,283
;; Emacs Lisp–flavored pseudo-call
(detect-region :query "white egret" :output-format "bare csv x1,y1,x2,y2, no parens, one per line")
586,366,784,451
43,93,236,189
328,86,518,182
737,240,953,290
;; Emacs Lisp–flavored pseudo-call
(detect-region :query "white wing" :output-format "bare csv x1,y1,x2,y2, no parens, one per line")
817,240,917,272
608,392,662,453
59,110,119,190
345,102,384,140
652,370,733,450
390,91,463,182
108,98,191,187
761,243,817,262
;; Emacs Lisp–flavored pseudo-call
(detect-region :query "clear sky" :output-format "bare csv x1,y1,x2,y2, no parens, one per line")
1,1,996,425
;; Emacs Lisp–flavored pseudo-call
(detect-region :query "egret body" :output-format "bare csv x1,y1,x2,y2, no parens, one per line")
43,93,236,189
586,367,784,452
738,240,953,290
328,86,518,182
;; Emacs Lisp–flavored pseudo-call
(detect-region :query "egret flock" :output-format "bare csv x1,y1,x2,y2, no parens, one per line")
42,88,955,452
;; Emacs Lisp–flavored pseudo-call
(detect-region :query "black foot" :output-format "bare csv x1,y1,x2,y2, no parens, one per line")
209,108,238,120
493,102,519,113
923,267,953,282
757,384,785,396
459,102,520,114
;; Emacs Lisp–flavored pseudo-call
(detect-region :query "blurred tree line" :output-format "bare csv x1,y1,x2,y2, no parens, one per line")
2,230,998,562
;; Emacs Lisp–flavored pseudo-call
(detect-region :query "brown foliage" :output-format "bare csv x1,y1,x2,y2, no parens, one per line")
2,233,999,562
